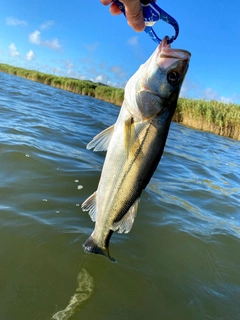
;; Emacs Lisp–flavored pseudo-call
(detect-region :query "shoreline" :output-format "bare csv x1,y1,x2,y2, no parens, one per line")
0,63,239,141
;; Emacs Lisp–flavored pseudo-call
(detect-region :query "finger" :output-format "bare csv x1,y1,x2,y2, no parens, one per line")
100,0,113,5
121,0,145,32
109,2,123,15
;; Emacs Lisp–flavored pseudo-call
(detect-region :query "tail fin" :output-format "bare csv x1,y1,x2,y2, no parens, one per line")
83,236,115,261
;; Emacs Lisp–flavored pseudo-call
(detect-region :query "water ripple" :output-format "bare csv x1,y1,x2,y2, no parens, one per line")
0,72,240,320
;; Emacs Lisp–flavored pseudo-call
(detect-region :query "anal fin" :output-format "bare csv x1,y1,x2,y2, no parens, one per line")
81,192,97,222
111,198,140,234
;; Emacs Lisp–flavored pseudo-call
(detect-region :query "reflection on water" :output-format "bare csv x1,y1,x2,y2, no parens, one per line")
0,72,240,320
52,268,94,320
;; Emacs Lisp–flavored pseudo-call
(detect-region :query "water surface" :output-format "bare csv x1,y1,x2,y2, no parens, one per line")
0,72,239,320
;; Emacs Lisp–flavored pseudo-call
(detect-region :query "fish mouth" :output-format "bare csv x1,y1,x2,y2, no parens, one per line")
158,36,191,61
155,36,191,68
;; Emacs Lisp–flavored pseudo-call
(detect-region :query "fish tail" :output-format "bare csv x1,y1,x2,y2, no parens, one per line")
83,236,115,261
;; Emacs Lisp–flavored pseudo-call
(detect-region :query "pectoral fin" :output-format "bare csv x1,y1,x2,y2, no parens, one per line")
81,192,97,222
124,116,150,158
87,125,114,151
111,198,140,234
124,117,134,157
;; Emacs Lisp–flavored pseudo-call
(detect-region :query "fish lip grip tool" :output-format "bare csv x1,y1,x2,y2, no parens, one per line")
113,0,179,44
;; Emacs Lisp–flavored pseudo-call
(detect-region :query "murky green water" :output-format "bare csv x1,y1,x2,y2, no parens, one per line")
0,72,240,320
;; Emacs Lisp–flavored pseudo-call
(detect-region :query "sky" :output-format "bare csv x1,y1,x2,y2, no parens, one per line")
0,0,240,104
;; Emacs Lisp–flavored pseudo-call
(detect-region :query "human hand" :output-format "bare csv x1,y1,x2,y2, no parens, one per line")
100,0,145,32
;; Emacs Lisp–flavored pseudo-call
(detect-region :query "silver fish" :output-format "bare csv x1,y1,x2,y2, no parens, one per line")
82,37,191,260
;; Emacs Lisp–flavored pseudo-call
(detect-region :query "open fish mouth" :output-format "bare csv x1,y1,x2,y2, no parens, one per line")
158,36,191,61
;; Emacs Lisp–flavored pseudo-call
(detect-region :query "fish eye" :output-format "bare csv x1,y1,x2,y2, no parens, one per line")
167,71,180,85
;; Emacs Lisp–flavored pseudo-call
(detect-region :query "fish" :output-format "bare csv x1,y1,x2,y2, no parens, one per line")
82,37,191,260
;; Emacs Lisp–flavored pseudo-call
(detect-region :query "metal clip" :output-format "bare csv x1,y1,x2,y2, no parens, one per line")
113,0,179,44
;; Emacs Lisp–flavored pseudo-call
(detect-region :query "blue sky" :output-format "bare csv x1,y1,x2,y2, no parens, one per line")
0,0,239,104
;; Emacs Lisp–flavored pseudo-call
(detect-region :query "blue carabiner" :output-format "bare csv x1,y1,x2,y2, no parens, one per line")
113,0,179,44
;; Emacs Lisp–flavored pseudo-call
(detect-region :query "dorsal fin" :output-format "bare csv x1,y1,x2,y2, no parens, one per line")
111,198,140,234
81,192,97,222
87,125,114,152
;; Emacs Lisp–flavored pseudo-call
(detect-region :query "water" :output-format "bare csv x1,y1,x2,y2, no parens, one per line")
0,72,239,320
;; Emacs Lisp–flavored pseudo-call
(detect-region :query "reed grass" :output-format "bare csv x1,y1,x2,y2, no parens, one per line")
174,98,240,140
0,63,239,140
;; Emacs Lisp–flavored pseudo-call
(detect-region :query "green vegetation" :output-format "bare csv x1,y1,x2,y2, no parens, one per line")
173,98,240,140
0,63,124,106
0,63,240,140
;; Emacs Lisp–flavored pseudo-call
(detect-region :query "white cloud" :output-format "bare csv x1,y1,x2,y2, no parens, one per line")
64,59,74,70
25,50,35,61
29,30,41,45
6,16,27,26
66,68,81,79
84,42,100,52
110,65,127,80
29,30,61,50
43,39,61,50
220,96,232,104
127,36,139,46
219,94,240,104
76,56,128,87
180,78,240,104
9,43,20,57
61,59,80,78
39,20,54,30
95,75,104,82
110,66,122,74
202,87,218,101
51,67,61,75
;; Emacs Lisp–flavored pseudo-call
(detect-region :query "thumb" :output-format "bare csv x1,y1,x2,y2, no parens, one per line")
121,0,145,31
